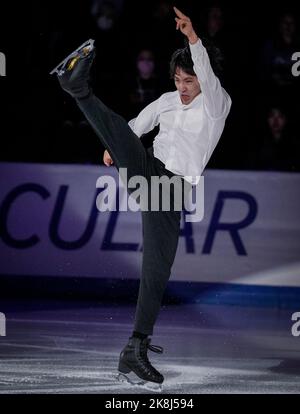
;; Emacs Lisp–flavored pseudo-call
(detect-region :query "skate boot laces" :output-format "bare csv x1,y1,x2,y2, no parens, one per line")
147,342,163,354
140,338,163,360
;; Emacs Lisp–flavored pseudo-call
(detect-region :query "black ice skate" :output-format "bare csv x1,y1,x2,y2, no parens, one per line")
117,337,164,392
49,39,95,76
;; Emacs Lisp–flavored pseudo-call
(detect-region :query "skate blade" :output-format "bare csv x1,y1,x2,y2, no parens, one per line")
50,39,95,76
117,372,163,393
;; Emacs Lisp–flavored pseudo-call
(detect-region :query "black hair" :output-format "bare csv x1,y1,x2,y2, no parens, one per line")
169,46,196,78
169,37,223,79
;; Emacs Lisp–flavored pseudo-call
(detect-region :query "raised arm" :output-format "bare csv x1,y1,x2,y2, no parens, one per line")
174,7,231,119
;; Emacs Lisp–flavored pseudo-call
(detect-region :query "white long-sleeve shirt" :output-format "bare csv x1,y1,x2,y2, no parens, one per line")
128,38,232,185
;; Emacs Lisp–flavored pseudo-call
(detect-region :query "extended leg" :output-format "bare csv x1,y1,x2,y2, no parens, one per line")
54,46,148,180
76,94,148,180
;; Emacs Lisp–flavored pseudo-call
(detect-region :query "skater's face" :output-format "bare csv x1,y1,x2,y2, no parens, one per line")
174,68,201,105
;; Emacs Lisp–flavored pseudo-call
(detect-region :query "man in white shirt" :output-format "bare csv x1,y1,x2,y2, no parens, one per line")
55,7,231,389
104,10,231,185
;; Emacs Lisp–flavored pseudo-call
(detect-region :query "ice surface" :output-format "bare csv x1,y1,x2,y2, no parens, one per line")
0,301,299,394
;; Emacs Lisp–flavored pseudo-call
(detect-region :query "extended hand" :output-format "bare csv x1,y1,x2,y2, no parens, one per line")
103,149,114,166
173,6,198,44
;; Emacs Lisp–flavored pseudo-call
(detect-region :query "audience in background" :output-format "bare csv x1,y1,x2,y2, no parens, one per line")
260,11,300,107
2,1,299,172
256,106,299,172
126,49,162,118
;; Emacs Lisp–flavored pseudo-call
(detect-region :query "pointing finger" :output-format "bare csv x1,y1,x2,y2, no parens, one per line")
173,6,187,19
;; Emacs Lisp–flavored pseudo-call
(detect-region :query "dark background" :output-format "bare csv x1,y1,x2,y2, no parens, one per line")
1,0,300,171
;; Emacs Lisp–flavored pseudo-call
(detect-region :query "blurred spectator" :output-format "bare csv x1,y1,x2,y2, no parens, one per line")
148,0,177,82
260,11,300,105
206,4,224,40
126,49,162,118
121,48,162,148
254,106,299,172
88,1,128,112
202,3,234,91
90,0,125,32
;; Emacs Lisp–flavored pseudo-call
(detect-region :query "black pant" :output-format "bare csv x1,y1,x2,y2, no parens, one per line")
77,94,191,335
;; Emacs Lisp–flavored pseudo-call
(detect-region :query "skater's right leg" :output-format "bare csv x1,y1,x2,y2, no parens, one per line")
55,46,148,180
54,44,161,387
76,94,148,180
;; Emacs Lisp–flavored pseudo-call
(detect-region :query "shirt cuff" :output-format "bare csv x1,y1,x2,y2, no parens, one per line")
189,38,204,57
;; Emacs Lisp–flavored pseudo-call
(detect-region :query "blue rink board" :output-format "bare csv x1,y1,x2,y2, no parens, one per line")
1,274,300,309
